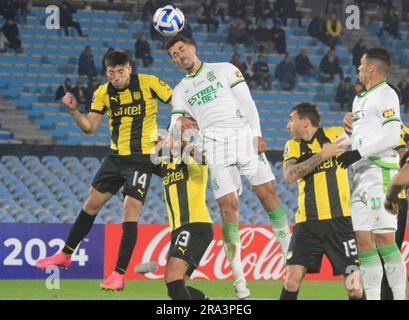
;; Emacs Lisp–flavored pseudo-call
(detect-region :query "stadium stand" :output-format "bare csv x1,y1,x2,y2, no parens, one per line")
0,2,407,225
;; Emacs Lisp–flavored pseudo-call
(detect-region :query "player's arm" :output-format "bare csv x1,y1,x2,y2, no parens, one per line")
62,92,102,134
385,151,409,214
283,140,346,184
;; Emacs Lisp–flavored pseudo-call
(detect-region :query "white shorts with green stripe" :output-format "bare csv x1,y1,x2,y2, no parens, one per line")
351,165,398,233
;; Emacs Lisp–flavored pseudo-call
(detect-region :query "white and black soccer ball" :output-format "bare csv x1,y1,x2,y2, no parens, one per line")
152,4,185,37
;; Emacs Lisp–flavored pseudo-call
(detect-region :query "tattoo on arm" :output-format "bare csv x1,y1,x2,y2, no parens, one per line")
283,154,324,182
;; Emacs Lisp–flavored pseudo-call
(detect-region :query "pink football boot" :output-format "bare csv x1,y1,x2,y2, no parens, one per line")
100,271,124,291
36,252,71,269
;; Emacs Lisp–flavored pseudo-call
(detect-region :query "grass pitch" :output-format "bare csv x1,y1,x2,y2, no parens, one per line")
0,280,348,300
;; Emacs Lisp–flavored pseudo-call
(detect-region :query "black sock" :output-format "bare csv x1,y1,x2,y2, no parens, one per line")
187,286,207,300
280,287,299,300
114,222,138,274
63,209,96,255
166,280,191,300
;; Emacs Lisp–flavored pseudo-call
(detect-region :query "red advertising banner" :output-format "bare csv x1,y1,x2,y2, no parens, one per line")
104,224,409,280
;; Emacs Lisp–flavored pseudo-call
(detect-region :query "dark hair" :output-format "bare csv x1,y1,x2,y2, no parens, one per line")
164,34,196,52
104,50,131,68
365,47,391,75
291,103,321,127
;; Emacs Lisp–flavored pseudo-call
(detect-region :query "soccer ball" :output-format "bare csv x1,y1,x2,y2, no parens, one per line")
152,4,185,37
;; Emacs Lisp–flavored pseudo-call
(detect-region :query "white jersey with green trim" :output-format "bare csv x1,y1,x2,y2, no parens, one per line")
171,62,249,131
351,81,401,171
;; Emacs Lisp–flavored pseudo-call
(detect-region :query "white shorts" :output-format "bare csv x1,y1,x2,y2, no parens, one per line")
350,166,398,233
202,127,275,199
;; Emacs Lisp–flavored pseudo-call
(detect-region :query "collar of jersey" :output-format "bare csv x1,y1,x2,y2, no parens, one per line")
184,62,205,79
357,81,386,98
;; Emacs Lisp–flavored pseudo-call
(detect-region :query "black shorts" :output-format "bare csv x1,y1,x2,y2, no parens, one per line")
169,223,214,277
91,154,153,203
286,217,359,276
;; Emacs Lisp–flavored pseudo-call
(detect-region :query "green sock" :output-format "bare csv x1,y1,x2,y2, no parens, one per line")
268,206,291,256
358,249,383,300
222,222,240,244
378,243,407,300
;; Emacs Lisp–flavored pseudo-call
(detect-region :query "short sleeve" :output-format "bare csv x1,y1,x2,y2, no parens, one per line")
149,75,173,104
90,85,107,115
170,85,189,116
283,140,300,162
224,63,246,88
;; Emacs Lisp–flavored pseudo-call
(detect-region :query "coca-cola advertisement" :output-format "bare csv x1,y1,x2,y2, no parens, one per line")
103,224,409,280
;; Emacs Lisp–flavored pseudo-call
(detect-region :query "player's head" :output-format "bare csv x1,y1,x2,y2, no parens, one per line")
358,47,391,85
287,103,321,141
165,35,198,72
104,50,132,90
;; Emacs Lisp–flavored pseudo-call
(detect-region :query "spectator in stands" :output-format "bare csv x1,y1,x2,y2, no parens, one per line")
197,0,219,33
320,47,343,82
86,77,99,109
255,19,273,53
1,19,22,53
228,0,247,19
55,78,72,101
241,55,255,89
254,0,272,25
60,0,86,37
335,77,355,111
211,0,225,23
352,38,367,73
398,80,409,114
15,0,28,25
230,51,242,70
274,0,302,27
0,30,9,53
403,0,409,22
244,19,257,53
101,47,114,76
379,8,401,39
226,19,247,50
271,21,287,54
275,54,296,91
308,13,328,45
78,45,97,81
253,54,272,90
326,13,342,48
72,79,88,113
179,17,193,40
0,0,17,20
142,0,161,23
135,33,154,68
295,48,318,78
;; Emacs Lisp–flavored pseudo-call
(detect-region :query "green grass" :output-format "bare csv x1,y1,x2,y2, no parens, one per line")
0,280,349,300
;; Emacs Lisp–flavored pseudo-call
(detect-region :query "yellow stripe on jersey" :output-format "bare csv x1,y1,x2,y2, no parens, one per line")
283,126,351,223
90,74,172,156
161,158,212,231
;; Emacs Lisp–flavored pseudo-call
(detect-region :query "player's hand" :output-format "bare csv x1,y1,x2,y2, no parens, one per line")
179,116,199,132
384,196,399,215
336,150,361,169
254,136,267,154
343,112,353,135
319,139,346,160
62,92,78,113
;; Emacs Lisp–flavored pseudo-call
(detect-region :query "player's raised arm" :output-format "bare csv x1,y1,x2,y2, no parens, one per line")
62,92,102,135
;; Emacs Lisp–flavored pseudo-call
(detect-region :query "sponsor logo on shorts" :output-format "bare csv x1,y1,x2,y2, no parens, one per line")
211,178,220,191
178,246,188,255
286,251,293,260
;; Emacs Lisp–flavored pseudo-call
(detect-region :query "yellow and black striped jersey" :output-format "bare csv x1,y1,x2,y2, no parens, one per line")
396,122,409,198
91,74,172,156
283,126,351,223
156,157,212,231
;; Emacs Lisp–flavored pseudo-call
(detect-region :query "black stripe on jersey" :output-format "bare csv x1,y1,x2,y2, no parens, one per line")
176,165,190,226
164,185,176,230
316,129,343,218
299,139,318,220
130,75,145,154
107,84,121,147
90,107,106,115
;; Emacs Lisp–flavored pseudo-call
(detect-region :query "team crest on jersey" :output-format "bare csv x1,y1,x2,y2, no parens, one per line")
382,109,396,118
133,91,141,100
207,71,216,82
